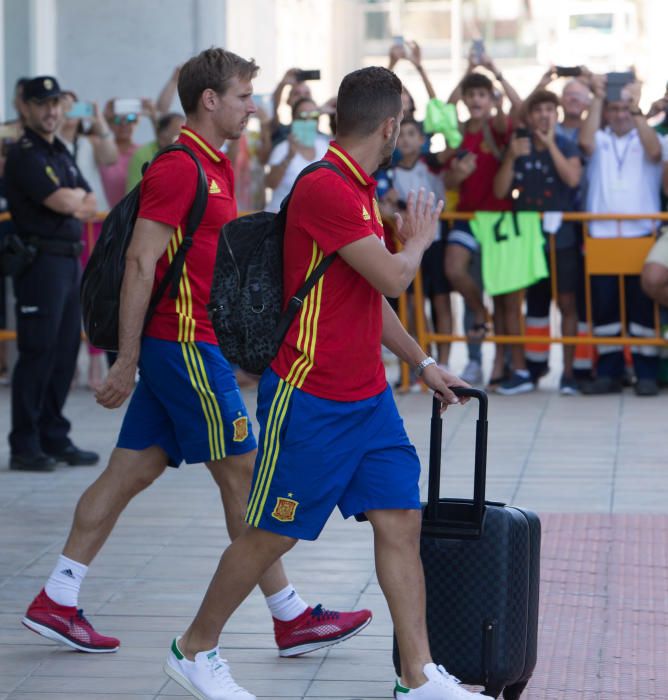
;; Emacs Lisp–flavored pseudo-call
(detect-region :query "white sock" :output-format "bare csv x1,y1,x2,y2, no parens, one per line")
265,584,308,621
45,555,88,607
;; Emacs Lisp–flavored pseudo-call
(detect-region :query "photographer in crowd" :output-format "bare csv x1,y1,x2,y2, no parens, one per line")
579,75,663,396
493,90,582,394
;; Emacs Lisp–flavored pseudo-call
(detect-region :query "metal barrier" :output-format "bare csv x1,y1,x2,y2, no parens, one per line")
396,211,668,390
1,211,667,372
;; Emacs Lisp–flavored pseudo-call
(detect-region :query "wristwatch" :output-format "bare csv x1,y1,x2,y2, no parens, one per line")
415,356,437,377
629,108,643,117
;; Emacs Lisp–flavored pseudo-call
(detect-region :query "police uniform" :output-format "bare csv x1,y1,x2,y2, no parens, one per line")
5,76,98,470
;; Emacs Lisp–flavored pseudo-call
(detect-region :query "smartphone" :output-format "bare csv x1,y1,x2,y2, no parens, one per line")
605,72,635,102
455,148,470,160
113,98,142,115
472,39,485,63
66,101,94,119
515,127,530,139
295,70,320,82
555,66,582,78
291,119,317,147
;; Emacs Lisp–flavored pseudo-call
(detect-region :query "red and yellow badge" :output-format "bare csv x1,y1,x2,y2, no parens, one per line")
271,496,298,522
232,416,248,442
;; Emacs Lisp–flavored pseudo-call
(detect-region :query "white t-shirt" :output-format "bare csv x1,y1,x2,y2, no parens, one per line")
390,157,446,240
265,135,330,213
586,127,662,238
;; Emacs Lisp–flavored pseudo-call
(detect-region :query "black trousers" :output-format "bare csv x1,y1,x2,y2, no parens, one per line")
10,253,81,455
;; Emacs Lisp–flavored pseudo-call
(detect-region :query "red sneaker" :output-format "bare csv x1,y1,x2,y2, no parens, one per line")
22,589,120,653
274,604,372,657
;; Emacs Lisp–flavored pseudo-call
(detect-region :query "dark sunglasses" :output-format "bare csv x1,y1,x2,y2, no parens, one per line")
113,113,138,125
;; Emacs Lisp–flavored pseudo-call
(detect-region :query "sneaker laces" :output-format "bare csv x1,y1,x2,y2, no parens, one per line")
431,665,477,697
206,652,245,693
310,604,339,621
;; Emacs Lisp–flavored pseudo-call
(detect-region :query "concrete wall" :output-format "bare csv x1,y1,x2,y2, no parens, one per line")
2,0,227,138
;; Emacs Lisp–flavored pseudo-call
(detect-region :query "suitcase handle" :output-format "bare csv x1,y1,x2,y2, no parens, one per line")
426,388,489,530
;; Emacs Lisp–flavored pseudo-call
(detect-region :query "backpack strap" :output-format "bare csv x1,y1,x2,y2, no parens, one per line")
272,160,347,346
144,143,209,326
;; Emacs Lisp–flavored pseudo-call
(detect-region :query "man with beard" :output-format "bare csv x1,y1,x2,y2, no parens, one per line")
22,48,370,661
164,66,480,700
5,75,99,471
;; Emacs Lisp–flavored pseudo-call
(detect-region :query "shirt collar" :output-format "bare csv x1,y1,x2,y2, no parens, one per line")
178,126,224,164
327,142,376,188
24,127,62,152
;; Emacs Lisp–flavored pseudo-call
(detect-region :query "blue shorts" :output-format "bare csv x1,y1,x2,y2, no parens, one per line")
447,219,480,253
245,369,421,540
117,338,256,466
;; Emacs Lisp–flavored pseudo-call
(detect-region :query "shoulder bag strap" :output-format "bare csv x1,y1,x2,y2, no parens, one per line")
144,144,209,327
272,160,347,346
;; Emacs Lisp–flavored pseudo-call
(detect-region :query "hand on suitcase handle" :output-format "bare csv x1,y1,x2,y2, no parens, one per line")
432,387,488,421
422,364,472,412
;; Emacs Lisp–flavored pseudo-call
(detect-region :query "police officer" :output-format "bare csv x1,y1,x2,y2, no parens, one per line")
5,76,100,471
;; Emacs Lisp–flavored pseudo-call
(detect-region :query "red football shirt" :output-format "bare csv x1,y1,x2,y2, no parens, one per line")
271,143,387,401
452,117,512,212
139,127,236,344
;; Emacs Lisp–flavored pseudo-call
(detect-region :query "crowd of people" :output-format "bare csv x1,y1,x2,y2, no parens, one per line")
1,42,668,400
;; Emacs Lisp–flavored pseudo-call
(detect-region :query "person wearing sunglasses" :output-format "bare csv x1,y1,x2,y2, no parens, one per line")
99,98,156,208
265,97,329,212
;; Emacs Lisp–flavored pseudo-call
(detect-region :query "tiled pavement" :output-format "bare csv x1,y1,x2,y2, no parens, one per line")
0,366,667,700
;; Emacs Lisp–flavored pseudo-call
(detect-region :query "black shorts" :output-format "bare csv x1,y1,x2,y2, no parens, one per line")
421,239,451,297
550,245,579,295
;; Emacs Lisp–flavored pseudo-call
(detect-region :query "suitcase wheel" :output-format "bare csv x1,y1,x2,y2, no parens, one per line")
502,679,529,700
482,683,504,698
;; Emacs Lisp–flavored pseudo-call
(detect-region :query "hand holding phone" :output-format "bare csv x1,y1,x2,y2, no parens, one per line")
471,39,485,65
512,128,531,158
605,72,635,102
295,70,320,82
113,98,142,115
66,101,95,119
555,66,582,78
291,119,317,148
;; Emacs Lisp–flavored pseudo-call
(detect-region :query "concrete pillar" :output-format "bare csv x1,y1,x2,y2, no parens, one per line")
28,0,56,75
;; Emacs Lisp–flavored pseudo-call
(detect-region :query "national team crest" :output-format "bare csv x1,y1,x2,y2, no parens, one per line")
272,497,298,522
232,416,248,442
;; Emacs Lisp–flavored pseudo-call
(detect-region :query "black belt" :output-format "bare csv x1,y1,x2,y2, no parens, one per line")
27,238,84,257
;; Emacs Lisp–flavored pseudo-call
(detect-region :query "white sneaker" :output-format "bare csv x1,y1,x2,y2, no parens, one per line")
460,360,482,385
394,663,481,699
164,638,256,700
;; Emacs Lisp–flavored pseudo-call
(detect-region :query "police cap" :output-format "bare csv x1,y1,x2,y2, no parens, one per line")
23,76,62,102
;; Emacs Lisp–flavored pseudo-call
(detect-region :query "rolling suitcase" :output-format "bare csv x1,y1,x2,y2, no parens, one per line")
393,389,540,699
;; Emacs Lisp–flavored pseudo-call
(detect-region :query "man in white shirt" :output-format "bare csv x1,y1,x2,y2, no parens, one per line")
579,76,662,396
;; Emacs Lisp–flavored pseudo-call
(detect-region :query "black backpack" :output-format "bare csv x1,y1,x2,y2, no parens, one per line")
208,161,345,375
81,144,208,351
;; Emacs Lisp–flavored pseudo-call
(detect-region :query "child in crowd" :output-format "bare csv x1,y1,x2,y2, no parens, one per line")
383,119,452,374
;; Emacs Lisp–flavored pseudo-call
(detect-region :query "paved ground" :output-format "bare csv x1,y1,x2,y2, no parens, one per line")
0,358,667,700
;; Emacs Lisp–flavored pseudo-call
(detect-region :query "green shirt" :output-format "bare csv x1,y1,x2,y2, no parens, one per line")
470,211,548,296
125,141,159,192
